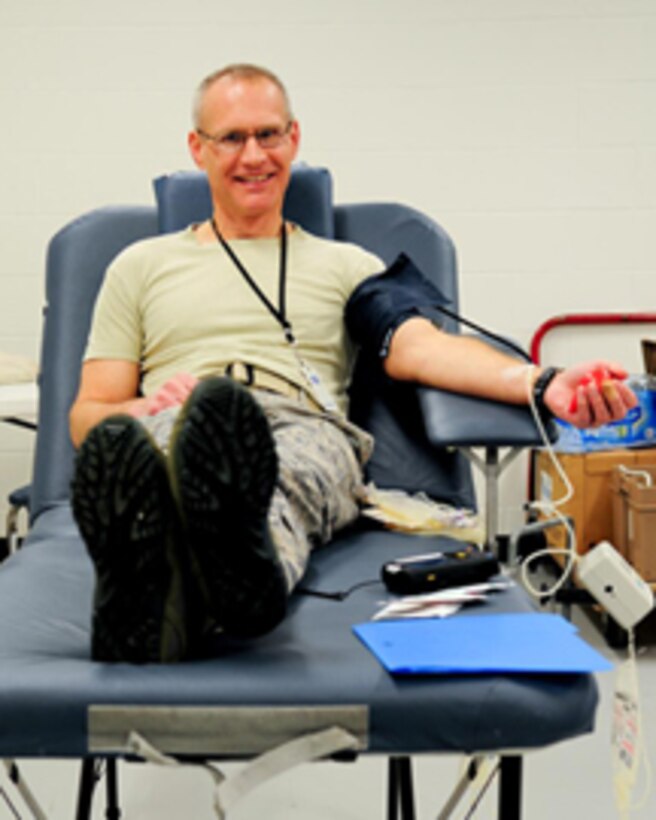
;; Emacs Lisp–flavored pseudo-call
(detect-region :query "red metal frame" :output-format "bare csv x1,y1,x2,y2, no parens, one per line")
527,311,656,506
530,312,656,365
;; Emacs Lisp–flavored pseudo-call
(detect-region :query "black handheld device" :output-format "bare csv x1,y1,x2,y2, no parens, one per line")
381,544,499,595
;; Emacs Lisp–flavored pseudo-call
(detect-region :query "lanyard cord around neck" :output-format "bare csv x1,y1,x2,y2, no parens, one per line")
209,218,295,344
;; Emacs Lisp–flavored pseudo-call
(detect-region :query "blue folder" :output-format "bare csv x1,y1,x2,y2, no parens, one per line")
353,612,613,675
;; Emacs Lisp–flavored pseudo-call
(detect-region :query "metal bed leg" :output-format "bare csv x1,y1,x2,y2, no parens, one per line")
387,756,416,820
461,445,523,554
105,758,121,820
75,759,99,820
387,757,398,820
76,758,121,820
498,755,522,820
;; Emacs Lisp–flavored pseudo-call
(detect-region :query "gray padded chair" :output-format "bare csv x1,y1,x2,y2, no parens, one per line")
154,169,555,549
154,169,478,513
0,166,594,820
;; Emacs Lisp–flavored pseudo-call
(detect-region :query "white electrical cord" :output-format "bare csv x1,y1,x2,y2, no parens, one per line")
519,367,653,815
520,365,581,598
618,464,653,488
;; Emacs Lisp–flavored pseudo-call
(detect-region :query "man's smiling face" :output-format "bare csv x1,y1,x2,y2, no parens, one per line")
189,75,300,237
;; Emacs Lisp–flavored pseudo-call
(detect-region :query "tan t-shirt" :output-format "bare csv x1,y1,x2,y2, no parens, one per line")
84,226,383,415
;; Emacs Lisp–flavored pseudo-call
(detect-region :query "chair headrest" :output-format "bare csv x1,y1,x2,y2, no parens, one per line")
153,165,334,237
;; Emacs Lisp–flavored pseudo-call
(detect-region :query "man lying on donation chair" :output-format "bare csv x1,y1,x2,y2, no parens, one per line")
68,63,637,663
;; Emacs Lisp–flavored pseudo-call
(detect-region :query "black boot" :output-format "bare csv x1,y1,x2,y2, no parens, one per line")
169,377,288,639
71,416,187,663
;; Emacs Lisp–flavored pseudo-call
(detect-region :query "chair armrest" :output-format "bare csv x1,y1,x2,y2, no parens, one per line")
416,331,557,450
418,386,557,449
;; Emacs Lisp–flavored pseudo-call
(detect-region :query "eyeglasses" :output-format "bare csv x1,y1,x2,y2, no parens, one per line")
197,122,292,153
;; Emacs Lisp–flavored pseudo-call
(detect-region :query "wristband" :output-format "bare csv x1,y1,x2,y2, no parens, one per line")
532,366,562,420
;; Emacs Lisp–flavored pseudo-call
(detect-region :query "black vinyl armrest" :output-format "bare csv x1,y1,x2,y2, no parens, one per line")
417,385,558,449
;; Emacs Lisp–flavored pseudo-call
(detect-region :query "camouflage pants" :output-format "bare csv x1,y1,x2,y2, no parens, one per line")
140,389,373,591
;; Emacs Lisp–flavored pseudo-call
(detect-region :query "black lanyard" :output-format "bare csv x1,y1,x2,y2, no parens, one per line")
210,218,295,344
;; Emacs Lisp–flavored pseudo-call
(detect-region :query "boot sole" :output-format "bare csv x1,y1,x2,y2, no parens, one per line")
71,416,186,663
169,378,287,638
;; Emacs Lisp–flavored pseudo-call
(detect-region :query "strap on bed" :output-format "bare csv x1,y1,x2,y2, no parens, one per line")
128,726,360,819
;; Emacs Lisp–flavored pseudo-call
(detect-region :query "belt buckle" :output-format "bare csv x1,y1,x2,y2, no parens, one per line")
226,362,254,386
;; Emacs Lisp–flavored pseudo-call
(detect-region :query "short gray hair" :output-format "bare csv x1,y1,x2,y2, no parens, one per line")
192,64,293,128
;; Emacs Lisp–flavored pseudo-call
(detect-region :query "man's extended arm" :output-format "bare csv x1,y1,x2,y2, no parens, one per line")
384,317,637,428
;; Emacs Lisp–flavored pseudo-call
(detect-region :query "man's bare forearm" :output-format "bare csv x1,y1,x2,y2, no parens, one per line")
384,317,537,403
383,316,638,428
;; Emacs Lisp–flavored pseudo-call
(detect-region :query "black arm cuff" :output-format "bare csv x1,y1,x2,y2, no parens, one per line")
345,253,451,358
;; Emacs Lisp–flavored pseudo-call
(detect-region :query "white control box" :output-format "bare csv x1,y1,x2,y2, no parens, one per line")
578,541,654,631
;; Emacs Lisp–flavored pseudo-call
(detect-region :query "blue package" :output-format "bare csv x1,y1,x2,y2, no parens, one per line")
553,376,656,453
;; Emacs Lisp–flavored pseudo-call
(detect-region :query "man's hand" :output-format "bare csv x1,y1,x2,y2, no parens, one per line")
130,373,199,418
544,361,638,428
70,364,202,448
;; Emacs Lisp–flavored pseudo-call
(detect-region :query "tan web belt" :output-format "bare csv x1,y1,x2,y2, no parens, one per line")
225,362,322,413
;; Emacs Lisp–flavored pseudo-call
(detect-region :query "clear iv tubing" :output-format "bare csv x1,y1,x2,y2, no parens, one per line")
520,365,580,598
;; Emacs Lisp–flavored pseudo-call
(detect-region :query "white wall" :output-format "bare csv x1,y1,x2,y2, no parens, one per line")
1,0,655,531
1,3,656,817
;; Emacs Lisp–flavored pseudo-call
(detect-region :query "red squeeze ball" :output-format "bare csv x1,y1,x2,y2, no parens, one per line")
569,368,612,414
591,366,610,385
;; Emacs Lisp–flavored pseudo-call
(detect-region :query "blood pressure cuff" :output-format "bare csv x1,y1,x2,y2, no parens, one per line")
345,253,451,358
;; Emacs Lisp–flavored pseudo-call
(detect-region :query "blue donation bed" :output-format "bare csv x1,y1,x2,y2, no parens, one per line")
0,166,598,819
